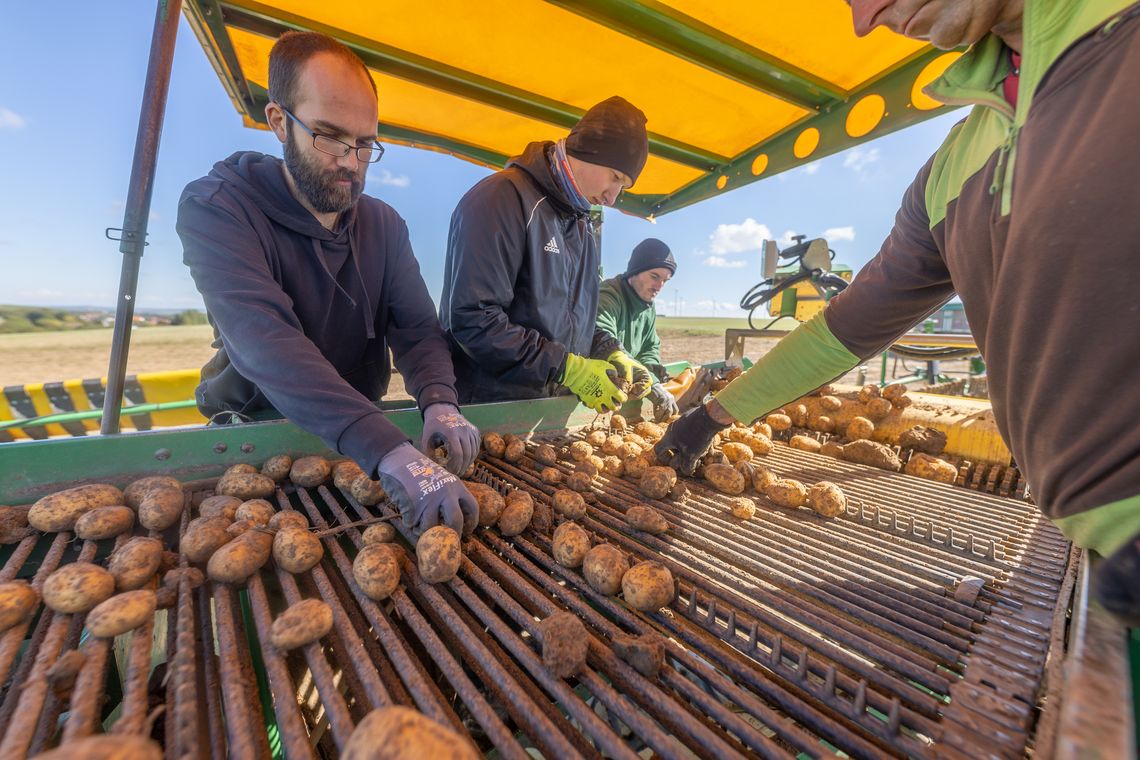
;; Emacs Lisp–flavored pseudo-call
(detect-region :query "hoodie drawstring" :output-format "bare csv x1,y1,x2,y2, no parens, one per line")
310,237,376,340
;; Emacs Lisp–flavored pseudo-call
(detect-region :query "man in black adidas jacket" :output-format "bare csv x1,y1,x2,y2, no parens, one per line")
440,97,654,411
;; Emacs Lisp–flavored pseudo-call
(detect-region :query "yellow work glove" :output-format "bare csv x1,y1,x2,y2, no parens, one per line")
561,353,628,412
607,350,653,400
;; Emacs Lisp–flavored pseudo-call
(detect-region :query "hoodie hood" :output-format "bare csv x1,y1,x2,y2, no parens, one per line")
505,141,584,217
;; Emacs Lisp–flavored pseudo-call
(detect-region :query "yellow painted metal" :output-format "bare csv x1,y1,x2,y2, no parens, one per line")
768,270,854,322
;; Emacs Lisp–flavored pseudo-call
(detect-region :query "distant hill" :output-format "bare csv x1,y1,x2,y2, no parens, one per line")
0,305,207,334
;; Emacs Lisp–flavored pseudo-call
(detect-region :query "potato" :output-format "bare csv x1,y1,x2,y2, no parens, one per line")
766,479,809,509
585,430,608,447
271,598,333,650
138,484,184,531
858,383,881,403
669,481,690,503
109,537,164,591
503,433,519,445
569,441,594,462
207,528,273,584
552,522,590,568
899,425,948,455
260,454,293,482
788,403,809,427
482,432,506,458
350,473,387,506
820,440,845,459
342,706,478,760
752,422,773,439
273,527,324,574
720,442,752,465
750,466,778,494
552,489,586,520
601,435,625,456
224,463,258,477
623,455,650,480
32,735,163,760
531,501,554,534
123,476,181,509
766,413,792,432
633,421,664,441
85,589,156,638
333,460,365,490
846,416,875,441
290,456,331,487
540,467,563,485
881,382,908,402
624,433,649,449
841,440,902,471
539,611,589,678
729,497,756,520
905,453,959,484
464,482,505,527
639,466,677,500
609,414,628,432
807,482,847,518
863,397,893,422
815,415,836,433
216,472,276,500
625,505,668,534
43,562,115,613
268,510,309,531
28,484,124,533
353,543,401,600
503,439,526,463
198,496,239,524
226,519,256,537
583,544,630,595
566,471,593,493
74,505,135,541
416,525,461,584
789,435,822,453
0,580,39,632
362,523,396,545
619,442,643,460
621,561,675,611
575,460,599,480
180,521,232,564
498,491,534,537
601,455,624,477
162,567,205,590
746,435,773,455
534,444,558,466
0,505,34,545
891,393,914,409
819,395,843,412
612,631,666,678
235,499,275,526
704,463,746,495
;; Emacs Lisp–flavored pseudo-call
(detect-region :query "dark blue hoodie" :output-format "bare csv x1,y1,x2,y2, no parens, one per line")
178,151,457,476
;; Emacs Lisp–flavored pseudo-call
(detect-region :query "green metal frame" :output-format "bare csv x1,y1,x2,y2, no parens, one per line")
181,0,956,219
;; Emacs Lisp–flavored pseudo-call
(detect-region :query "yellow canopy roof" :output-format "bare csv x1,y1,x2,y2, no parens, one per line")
185,0,959,217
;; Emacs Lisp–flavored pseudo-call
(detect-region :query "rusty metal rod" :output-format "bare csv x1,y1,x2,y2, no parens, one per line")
60,636,112,742
211,583,265,760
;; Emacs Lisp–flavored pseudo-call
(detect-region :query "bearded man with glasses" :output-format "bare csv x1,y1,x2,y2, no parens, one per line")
178,31,480,538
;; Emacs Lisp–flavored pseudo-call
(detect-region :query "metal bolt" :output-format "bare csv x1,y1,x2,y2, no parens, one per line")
154,448,171,461
214,442,228,454
240,442,255,453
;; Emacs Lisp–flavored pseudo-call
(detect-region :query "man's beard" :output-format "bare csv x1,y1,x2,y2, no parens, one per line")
284,127,364,214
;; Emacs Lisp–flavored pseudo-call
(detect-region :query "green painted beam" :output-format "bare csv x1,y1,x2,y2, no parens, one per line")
214,1,727,171
546,0,846,110
183,0,259,115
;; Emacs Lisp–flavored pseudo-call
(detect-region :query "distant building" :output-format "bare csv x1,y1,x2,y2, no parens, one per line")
931,302,970,334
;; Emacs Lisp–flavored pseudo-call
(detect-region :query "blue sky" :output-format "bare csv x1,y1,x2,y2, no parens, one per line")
0,3,964,318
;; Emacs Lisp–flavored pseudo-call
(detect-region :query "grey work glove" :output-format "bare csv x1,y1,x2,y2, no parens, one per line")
653,405,729,476
376,443,478,536
647,382,679,421
421,402,480,474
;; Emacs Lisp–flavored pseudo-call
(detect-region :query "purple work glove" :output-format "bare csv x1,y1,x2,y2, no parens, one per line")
421,402,480,475
376,443,478,536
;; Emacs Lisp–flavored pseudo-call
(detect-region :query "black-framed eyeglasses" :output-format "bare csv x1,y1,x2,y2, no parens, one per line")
279,105,385,164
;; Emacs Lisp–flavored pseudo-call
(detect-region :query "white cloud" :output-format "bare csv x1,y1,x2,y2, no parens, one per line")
0,108,26,129
703,255,748,269
778,229,801,246
842,147,880,174
708,217,772,255
801,162,821,175
371,169,410,188
823,226,855,242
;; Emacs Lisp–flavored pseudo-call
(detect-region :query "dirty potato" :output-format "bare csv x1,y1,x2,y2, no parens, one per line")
819,395,843,412
42,562,115,613
531,501,554,534
639,466,677,500
350,473,387,506
583,544,630,595
565,471,593,492
585,430,608,447
534,444,558,466
417,525,462,583
814,415,836,433
569,441,594,462
891,393,913,409
552,522,591,568
109,537,164,591
552,489,587,519
881,382,908,402
333,460,366,490
261,455,294,482
180,520,233,564
864,397,894,422
342,706,478,760
86,589,157,638
898,425,947,455
858,384,881,403
0,580,39,632
360,523,395,545
609,414,628,432
633,421,665,441
575,460,600,480
746,435,773,455
498,491,534,537
820,440,845,459
226,519,257,538
215,471,277,500
199,494,241,520
704,463,746,495
207,528,273,584
788,403,809,427
353,543,401,600
789,435,822,453
729,497,756,520
539,611,589,678
503,438,526,463
290,456,332,487
841,440,902,471
623,454,650,480
721,442,753,465
765,413,792,432
765,479,809,509
28,483,125,533
625,505,668,534
540,467,563,485
74,506,135,541
138,484,185,531
750,466,778,494
482,432,506,458
904,453,959,484
268,510,309,531
271,598,333,650
224,463,258,477
601,435,625,456
612,632,666,678
807,482,847,518
619,442,643,460
846,416,875,441
273,527,324,573
621,561,675,611
123,476,181,510
463,482,505,527
235,499,275,526
601,456,624,477
0,505,34,545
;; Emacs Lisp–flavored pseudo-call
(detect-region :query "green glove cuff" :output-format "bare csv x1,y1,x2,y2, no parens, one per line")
1054,494,1140,556
713,311,860,424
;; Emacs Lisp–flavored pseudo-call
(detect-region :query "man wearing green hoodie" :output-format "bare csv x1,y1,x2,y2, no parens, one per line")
656,0,1140,621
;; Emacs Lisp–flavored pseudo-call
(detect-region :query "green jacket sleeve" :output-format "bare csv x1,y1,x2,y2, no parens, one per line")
713,311,860,423
594,283,624,341
638,310,662,368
